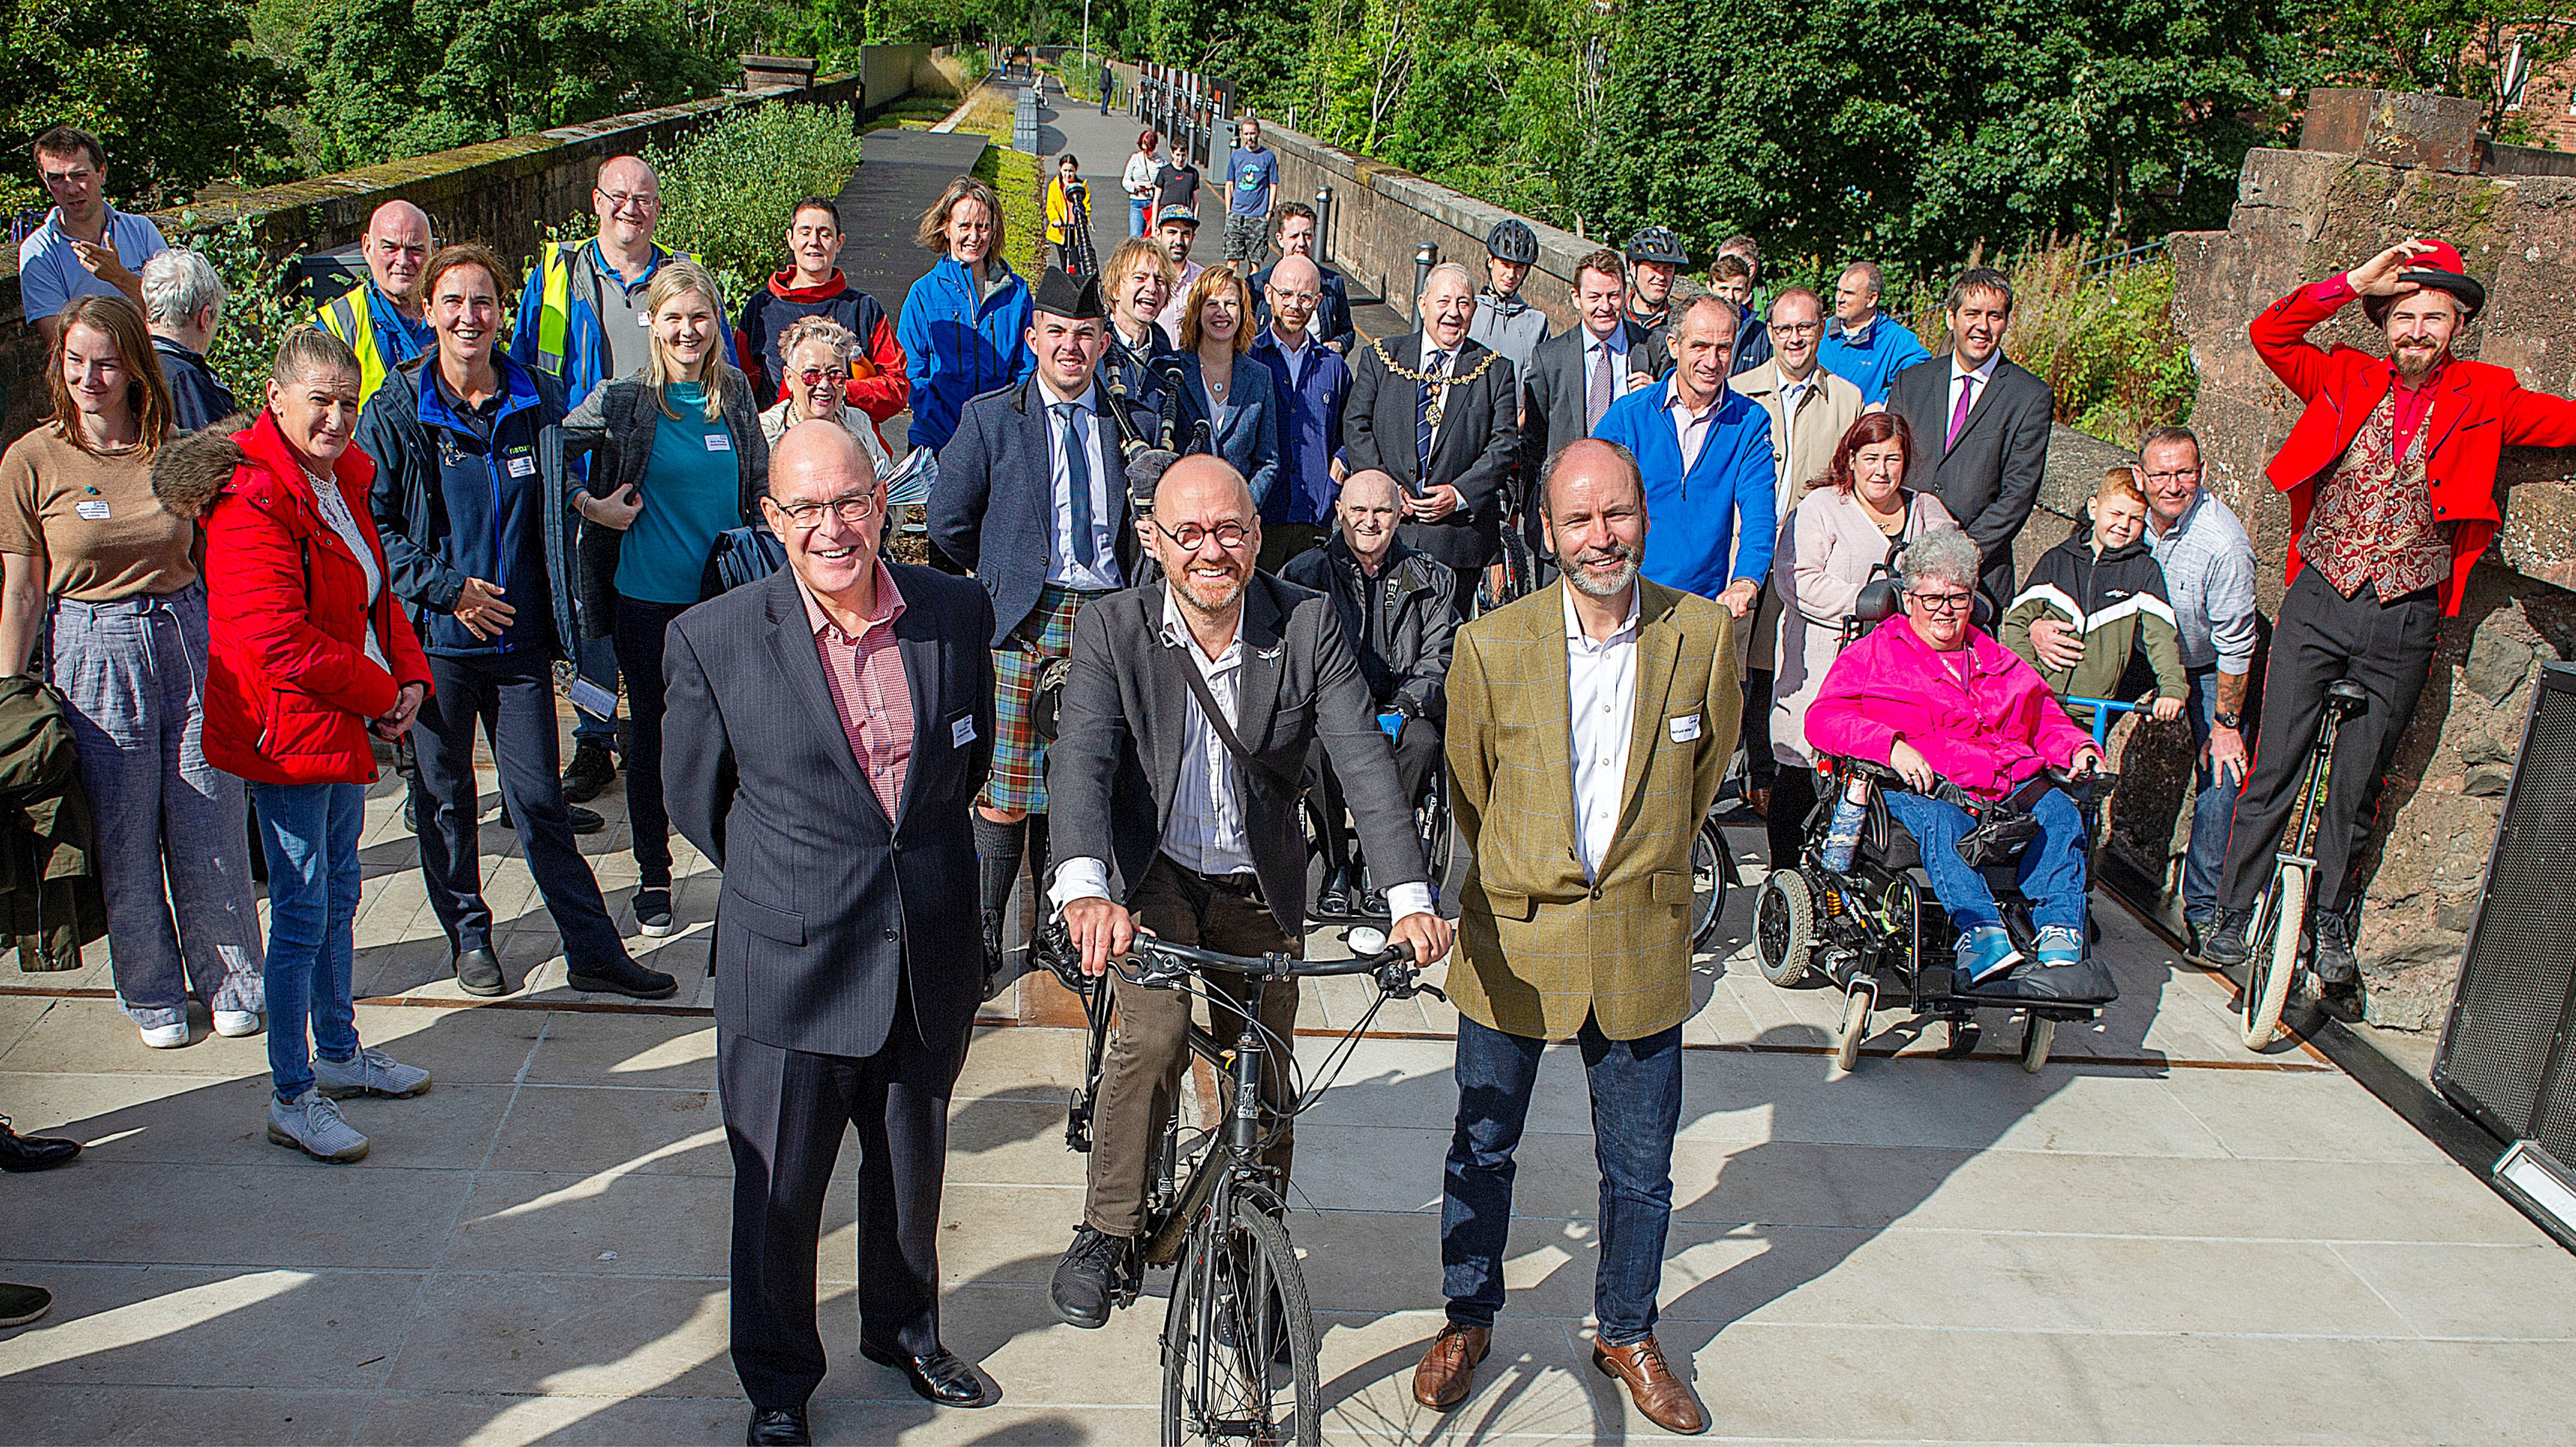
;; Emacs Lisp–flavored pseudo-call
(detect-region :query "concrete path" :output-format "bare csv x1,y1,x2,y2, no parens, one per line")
3,700,2573,1444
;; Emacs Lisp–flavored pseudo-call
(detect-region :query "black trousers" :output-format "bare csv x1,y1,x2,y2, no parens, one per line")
1307,718,1439,873
611,595,692,886
2218,570,2440,916
720,987,967,1410
1400,506,1497,579
408,651,626,968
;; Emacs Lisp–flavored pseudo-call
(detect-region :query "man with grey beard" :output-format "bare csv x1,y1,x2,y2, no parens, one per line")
1410,437,1736,1432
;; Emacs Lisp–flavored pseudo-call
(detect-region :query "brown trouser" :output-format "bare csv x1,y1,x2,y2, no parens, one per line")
1083,854,1301,1237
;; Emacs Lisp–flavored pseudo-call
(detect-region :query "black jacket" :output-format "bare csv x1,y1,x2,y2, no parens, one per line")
1281,533,1455,720
152,337,237,432
1886,354,2055,608
1049,573,1426,940
358,355,583,660
0,675,105,972
660,564,996,1058
1342,332,1519,573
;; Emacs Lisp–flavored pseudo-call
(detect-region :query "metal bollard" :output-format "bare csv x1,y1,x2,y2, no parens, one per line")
1414,243,1438,317
1315,185,1333,265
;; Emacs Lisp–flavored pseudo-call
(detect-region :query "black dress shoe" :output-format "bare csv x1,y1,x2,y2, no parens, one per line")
496,802,605,835
0,1116,80,1172
1318,864,1353,916
744,1405,810,1445
859,1338,990,1407
562,739,618,804
567,956,679,1000
453,948,506,998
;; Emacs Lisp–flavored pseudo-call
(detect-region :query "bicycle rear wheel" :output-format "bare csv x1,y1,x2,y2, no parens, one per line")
1162,1195,1320,1447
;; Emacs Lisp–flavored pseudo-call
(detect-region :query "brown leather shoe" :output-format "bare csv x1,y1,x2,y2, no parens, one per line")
1592,1335,1707,1435
1411,1323,1490,1411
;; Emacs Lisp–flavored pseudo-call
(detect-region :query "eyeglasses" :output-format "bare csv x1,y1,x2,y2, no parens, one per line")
597,189,659,213
1768,321,1821,337
1154,518,1253,551
2142,470,2199,484
1911,590,1974,613
797,366,850,387
769,492,880,527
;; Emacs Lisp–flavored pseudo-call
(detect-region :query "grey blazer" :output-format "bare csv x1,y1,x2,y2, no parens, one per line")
1048,572,1427,939
1885,354,2054,607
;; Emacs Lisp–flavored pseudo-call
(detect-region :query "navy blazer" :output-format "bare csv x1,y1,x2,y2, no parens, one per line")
1177,351,1283,512
661,564,996,1059
927,375,1154,646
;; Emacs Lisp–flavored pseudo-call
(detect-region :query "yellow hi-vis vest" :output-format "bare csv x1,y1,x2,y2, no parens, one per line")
531,240,697,381
316,284,398,407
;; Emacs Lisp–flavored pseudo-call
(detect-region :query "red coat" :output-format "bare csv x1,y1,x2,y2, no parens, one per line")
2252,278,2576,615
191,412,434,786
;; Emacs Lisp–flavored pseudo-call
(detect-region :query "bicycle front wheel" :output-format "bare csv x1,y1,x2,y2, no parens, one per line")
1162,1194,1321,1447
2243,865,2305,1051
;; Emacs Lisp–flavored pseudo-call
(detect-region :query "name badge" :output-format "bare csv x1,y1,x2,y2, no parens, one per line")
1669,714,1702,743
952,715,976,747
75,499,111,521
705,432,733,453
505,454,537,477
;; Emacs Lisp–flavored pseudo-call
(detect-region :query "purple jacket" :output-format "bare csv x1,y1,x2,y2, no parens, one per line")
1249,327,1350,528
1804,614,2092,801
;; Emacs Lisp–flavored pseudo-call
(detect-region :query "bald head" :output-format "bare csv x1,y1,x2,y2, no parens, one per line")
1271,254,1320,292
1544,438,1645,520
1335,468,1402,568
1264,253,1325,343
773,419,875,490
363,200,432,307
1339,467,1398,509
1542,438,1648,599
765,422,885,598
1156,454,1257,517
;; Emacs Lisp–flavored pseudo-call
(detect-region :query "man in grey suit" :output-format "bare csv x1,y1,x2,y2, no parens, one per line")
1885,266,2056,611
1344,262,1520,578
1518,247,1662,567
664,424,999,1444
1043,455,1456,1328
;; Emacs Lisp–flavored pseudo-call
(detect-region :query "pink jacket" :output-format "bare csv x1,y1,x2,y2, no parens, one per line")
1804,615,2092,801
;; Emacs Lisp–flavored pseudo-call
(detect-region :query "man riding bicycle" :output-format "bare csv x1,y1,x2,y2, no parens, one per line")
1043,454,1454,1328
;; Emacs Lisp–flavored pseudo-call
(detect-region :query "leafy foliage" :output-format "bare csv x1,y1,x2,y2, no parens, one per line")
0,0,296,213
179,212,317,408
2311,0,2576,139
640,100,867,302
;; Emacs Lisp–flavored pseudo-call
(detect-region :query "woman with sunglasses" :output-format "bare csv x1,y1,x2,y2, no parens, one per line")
1803,525,2102,985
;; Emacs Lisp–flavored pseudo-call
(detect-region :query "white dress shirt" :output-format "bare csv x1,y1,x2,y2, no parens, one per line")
1038,374,1123,592
1564,582,1642,880
1662,374,1720,472
1947,350,2000,429
1051,587,1436,922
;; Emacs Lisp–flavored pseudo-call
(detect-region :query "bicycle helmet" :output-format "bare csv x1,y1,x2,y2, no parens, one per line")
1626,224,1688,268
1486,219,1538,265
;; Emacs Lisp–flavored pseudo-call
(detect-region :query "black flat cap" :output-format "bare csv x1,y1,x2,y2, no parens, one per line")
1034,266,1107,321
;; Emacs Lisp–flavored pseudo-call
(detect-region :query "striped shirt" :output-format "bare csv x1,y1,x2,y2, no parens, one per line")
798,563,913,818
2146,489,2259,674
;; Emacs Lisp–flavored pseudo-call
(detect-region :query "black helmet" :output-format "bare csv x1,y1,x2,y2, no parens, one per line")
1626,225,1687,268
1486,218,1538,265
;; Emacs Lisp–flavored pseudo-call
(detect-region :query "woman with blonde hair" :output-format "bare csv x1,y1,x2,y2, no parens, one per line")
0,292,264,1048
896,174,1033,450
567,258,769,941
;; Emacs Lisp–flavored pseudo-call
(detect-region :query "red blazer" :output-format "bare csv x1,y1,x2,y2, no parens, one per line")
198,412,434,786
2253,279,2576,615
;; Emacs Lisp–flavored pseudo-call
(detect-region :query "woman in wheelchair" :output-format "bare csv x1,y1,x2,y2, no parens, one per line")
1804,527,2105,985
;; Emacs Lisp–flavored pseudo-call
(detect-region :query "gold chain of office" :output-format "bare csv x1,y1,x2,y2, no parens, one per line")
1367,338,1505,430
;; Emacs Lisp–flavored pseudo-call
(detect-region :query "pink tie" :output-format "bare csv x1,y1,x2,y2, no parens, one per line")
1947,374,1976,448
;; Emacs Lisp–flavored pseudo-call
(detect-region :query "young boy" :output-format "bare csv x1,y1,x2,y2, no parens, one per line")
2002,465,2188,728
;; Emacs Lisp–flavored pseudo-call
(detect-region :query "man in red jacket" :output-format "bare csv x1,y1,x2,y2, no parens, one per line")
2203,239,2576,1002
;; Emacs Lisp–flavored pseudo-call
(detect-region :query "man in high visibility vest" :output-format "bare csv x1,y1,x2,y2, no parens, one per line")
509,155,702,805
314,200,434,409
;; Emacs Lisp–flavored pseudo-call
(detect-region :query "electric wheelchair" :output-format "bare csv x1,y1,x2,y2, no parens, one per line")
1751,580,2121,1073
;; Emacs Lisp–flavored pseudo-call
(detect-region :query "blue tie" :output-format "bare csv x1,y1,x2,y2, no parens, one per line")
1058,402,1096,567
1416,349,1444,477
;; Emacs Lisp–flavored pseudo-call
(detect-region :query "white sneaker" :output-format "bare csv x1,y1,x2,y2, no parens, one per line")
312,1047,432,1100
138,1021,190,1049
212,1010,265,1038
266,1089,368,1162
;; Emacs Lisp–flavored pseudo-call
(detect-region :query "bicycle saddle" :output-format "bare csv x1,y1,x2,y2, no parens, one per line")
2327,678,2368,707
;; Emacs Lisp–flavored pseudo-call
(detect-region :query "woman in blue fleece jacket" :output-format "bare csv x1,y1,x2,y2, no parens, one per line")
897,175,1036,451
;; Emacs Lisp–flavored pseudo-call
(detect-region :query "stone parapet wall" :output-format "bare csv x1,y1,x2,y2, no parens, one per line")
0,72,867,447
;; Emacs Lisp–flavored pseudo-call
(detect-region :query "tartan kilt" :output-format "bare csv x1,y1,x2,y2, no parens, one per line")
979,585,1100,814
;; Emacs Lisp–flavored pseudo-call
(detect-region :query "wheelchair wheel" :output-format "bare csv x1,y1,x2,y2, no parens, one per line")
1833,982,1873,1072
2243,864,2305,1051
2020,1015,2055,1074
1690,817,1727,950
1754,869,1815,988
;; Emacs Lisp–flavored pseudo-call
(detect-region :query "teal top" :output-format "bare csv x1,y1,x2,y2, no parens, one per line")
616,382,740,605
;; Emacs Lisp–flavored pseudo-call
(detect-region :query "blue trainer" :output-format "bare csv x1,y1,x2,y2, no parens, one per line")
2033,924,2084,968
1955,924,2022,985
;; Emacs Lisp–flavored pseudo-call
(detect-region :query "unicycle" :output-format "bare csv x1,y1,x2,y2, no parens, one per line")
2240,678,2369,1050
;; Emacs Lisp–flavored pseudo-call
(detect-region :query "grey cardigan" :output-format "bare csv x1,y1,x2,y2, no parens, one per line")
564,364,770,639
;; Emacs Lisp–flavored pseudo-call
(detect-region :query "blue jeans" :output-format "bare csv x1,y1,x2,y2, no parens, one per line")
1883,786,2088,935
1128,198,1149,237
573,635,619,743
1442,1013,1682,1345
2181,667,2241,925
252,781,363,1102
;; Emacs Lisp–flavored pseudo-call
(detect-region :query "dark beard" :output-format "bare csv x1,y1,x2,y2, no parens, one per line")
2392,343,2445,381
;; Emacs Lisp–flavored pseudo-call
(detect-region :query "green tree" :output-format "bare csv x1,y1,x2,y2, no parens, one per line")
0,0,296,212
2312,0,2576,140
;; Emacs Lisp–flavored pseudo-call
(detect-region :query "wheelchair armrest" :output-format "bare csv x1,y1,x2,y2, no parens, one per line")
1820,755,1986,816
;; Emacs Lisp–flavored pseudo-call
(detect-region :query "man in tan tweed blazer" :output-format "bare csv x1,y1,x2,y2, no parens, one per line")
1410,437,1739,1435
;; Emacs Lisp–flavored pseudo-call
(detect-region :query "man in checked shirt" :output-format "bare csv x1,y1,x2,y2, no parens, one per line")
2200,239,2576,1010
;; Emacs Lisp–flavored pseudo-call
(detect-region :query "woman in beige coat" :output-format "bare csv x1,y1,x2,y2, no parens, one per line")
1765,411,1951,862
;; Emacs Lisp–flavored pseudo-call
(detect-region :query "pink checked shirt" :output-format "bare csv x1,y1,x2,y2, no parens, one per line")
799,563,915,819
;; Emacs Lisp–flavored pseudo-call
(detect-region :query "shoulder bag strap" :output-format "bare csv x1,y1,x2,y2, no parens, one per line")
1159,636,1301,800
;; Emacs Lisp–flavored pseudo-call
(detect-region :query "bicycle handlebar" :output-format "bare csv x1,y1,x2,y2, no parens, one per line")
1033,916,1444,1002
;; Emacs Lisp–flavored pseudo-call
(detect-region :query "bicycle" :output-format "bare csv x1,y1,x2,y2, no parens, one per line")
2237,677,2369,1051
1036,918,1442,1447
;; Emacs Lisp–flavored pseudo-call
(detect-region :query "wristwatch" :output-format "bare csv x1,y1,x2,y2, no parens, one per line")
2214,711,2243,730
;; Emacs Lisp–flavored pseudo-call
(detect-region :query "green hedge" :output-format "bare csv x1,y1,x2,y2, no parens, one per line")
645,101,866,304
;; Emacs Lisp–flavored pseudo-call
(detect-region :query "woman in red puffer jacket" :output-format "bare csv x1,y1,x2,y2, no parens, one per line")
153,327,434,1164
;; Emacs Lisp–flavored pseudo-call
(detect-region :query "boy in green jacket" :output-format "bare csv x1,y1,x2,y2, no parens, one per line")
2003,465,2188,728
